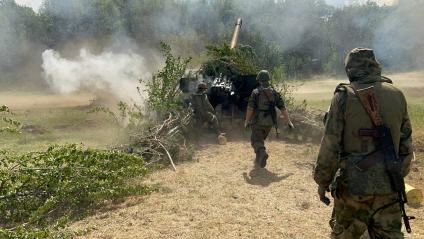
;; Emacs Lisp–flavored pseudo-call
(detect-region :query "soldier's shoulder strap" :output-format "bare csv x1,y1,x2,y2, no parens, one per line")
251,88,260,109
261,87,275,103
351,84,384,126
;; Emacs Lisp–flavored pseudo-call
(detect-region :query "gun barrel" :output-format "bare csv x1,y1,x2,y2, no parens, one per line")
230,18,242,49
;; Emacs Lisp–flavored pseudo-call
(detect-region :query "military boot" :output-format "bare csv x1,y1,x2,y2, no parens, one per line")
254,153,261,168
256,149,268,168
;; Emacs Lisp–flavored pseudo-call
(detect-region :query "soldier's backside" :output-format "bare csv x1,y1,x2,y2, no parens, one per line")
313,48,413,239
245,70,292,168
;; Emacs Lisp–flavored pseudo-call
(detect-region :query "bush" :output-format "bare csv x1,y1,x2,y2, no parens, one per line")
145,42,191,116
0,144,148,237
0,105,21,133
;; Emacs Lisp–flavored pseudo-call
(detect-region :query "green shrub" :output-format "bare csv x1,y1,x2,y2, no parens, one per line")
145,42,191,115
0,105,21,133
0,144,148,236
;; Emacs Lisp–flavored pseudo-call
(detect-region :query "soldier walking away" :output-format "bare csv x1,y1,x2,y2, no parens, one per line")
245,70,294,168
191,82,226,143
314,48,414,239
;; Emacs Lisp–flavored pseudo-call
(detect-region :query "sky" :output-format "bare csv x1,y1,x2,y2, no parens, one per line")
14,0,43,11
14,0,398,12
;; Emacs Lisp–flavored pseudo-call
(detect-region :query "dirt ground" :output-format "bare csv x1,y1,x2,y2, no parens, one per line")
70,136,424,239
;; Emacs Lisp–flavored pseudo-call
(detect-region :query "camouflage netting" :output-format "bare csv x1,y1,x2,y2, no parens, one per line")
201,43,259,77
200,42,325,143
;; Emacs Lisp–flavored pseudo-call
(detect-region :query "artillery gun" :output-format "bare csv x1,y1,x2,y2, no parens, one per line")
180,18,258,118
180,18,323,142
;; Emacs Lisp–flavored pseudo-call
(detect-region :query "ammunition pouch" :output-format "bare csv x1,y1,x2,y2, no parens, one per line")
344,151,394,195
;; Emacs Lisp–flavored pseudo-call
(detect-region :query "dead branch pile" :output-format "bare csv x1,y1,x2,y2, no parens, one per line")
279,106,325,143
122,110,194,170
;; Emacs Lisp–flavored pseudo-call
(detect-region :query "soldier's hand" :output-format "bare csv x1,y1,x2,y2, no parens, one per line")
318,185,331,206
288,121,294,129
244,122,251,129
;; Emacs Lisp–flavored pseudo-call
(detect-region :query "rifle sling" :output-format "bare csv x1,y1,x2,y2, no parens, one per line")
350,85,386,169
351,85,384,127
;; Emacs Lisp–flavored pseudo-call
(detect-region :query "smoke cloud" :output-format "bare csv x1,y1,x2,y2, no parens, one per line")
325,0,397,6
2,0,423,94
42,48,151,103
373,0,424,69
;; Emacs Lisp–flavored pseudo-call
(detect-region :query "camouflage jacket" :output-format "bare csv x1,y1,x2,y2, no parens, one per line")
248,86,285,126
191,92,215,118
313,77,413,188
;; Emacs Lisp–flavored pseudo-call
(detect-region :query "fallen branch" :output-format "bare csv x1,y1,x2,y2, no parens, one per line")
156,140,176,171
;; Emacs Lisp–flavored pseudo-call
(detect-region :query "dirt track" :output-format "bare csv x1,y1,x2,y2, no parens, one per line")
71,138,424,239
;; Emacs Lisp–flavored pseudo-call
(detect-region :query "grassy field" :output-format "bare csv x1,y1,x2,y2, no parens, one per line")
0,92,121,153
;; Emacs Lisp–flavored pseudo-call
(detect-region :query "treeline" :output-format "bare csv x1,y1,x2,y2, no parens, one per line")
0,0,421,82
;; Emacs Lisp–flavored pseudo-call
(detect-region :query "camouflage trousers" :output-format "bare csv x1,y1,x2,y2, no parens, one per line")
250,125,272,153
331,185,403,239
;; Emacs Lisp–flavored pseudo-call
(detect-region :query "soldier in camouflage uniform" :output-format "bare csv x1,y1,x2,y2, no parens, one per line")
314,48,413,239
191,82,221,135
245,70,294,168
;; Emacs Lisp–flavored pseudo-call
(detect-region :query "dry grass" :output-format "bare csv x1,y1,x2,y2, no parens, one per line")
68,72,424,238
70,138,424,238
0,91,94,110
71,140,331,238
294,71,424,110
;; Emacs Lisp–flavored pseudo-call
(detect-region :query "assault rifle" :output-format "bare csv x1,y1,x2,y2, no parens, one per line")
354,86,415,233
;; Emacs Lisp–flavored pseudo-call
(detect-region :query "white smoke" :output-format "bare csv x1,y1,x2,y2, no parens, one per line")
325,0,397,6
373,0,424,69
14,0,43,12
42,48,150,103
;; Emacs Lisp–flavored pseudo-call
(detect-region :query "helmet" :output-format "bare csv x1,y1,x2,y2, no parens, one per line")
256,70,270,83
345,48,381,81
197,82,208,91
